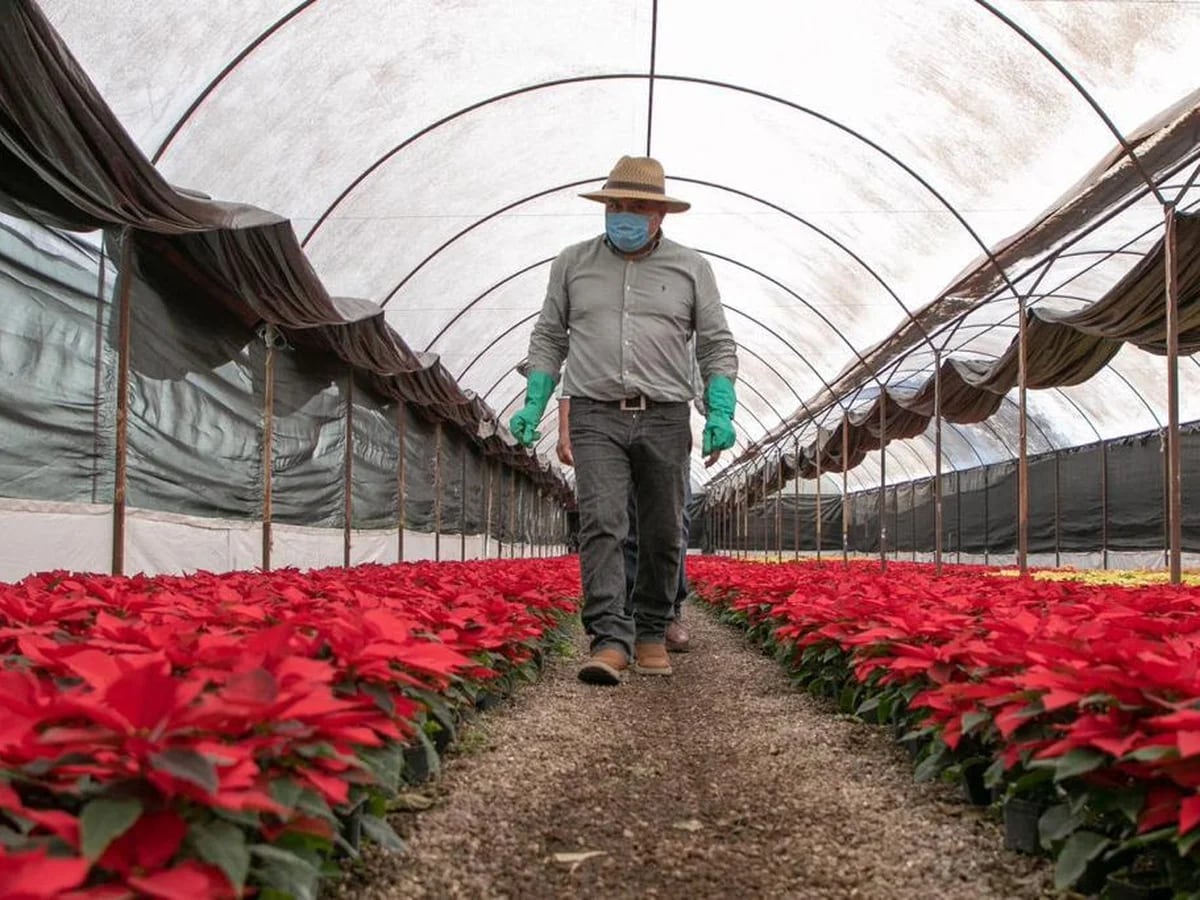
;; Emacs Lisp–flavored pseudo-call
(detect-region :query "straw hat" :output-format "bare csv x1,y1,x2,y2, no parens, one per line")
579,156,690,213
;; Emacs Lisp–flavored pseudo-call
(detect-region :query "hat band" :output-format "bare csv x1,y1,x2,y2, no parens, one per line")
603,179,665,195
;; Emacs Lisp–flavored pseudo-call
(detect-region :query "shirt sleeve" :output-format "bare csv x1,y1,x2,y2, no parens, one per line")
692,257,739,385
526,251,571,376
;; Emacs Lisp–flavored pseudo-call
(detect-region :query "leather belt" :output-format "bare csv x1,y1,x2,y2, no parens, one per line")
578,395,683,412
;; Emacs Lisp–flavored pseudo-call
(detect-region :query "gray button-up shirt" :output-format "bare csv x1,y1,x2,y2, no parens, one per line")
526,234,738,402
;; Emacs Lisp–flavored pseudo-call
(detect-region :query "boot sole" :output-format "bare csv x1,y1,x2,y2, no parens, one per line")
578,661,625,685
634,664,673,676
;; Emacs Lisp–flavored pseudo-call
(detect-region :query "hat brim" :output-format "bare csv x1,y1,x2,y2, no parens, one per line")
579,187,690,213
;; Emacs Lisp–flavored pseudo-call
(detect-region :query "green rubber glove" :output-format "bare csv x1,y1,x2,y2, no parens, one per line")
508,370,556,446
702,375,737,455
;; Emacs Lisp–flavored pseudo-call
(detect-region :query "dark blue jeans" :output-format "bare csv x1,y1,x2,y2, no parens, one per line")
624,478,692,618
569,398,691,658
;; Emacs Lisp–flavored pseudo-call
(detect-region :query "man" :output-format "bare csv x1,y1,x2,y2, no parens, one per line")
556,398,696,653
509,155,738,685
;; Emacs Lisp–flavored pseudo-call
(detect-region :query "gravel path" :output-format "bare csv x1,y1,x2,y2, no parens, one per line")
336,603,1062,899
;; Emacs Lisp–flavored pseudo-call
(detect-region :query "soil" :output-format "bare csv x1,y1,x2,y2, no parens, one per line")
334,603,1065,900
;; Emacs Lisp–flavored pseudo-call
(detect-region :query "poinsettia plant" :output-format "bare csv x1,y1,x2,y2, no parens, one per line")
0,557,580,898
689,556,1200,895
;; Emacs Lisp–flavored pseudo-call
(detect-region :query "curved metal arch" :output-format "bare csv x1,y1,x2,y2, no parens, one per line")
888,310,1166,434
930,186,1200,357
295,73,1026,315
400,175,927,353
971,0,1164,205
151,1,319,164
708,255,991,470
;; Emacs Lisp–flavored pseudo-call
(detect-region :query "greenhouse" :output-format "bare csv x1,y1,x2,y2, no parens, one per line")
2,0,1200,896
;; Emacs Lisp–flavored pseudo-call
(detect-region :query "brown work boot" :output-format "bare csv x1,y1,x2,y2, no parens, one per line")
578,647,628,686
634,642,672,676
665,619,691,653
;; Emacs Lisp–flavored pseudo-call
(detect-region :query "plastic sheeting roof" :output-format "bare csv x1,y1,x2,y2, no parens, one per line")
31,0,1200,491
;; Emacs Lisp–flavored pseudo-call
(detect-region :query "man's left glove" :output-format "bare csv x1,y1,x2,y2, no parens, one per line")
508,370,556,446
702,375,737,455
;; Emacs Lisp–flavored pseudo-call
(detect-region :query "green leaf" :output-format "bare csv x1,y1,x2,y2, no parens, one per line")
250,844,320,900
913,747,946,783
80,796,142,861
1113,786,1146,824
1054,831,1110,890
855,695,881,716
1054,749,1107,781
1123,746,1175,763
961,711,991,736
359,814,405,853
270,777,303,812
149,748,218,795
214,807,261,830
190,819,250,892
359,682,394,716
358,744,404,794
1178,827,1200,857
1038,803,1083,843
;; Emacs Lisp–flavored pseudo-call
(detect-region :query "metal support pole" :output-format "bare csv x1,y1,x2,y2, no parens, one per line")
511,472,520,556
460,449,468,561
111,229,134,576
343,373,354,568
397,403,406,562
1100,440,1109,570
815,432,823,562
1165,203,1182,583
775,455,783,562
983,465,990,566
1017,294,1030,577
910,481,917,562
842,422,850,569
793,437,801,561
879,397,888,572
262,324,276,571
484,461,494,558
434,421,443,562
1054,450,1062,568
762,465,770,559
934,352,943,575
956,469,963,565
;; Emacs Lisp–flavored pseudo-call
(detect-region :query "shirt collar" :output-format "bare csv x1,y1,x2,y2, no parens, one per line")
604,229,663,261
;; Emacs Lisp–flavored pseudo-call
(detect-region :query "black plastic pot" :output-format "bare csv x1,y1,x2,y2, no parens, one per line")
403,743,434,784
1105,872,1172,900
1002,796,1046,855
961,761,992,807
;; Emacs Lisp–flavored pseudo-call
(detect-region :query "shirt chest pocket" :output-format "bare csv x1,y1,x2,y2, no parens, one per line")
630,281,693,328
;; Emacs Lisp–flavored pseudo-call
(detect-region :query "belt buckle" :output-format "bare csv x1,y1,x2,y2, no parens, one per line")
619,395,647,411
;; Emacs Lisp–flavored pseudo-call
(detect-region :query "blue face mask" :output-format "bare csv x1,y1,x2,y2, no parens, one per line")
605,211,652,252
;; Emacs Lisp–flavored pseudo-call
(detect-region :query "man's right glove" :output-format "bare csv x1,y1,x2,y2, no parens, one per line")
508,370,556,446
702,375,737,455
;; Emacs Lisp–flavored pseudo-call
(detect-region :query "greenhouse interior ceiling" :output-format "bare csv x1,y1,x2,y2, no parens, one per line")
3,0,1200,578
